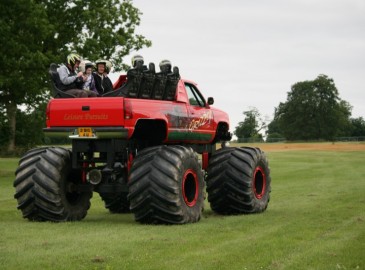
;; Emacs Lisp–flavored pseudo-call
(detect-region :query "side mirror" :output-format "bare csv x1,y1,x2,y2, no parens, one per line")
207,97,214,105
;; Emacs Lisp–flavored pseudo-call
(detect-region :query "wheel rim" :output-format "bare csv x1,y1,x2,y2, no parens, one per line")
253,166,266,199
182,169,198,207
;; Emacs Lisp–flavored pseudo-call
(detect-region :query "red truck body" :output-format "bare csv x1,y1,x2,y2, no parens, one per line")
44,78,230,145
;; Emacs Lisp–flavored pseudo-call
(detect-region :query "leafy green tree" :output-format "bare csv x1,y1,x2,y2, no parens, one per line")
272,75,352,140
234,107,266,142
350,117,365,137
0,104,10,147
335,100,353,137
266,112,281,136
0,0,151,153
0,0,50,152
42,0,151,71
15,101,48,148
266,114,285,142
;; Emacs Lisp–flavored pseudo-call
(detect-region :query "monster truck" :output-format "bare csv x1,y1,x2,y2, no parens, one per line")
13,62,271,224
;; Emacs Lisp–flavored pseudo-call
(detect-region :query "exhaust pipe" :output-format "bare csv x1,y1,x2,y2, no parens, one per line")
87,169,102,185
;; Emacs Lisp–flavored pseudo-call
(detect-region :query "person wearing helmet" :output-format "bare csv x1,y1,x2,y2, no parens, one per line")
131,54,144,68
81,61,98,96
159,59,172,74
93,59,114,95
57,53,90,97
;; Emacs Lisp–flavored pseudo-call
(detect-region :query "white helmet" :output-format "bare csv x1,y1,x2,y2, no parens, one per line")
79,60,94,73
159,59,172,73
95,59,112,73
131,55,144,68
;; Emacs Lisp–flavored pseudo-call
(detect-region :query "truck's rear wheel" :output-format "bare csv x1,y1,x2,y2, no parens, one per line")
14,147,92,221
128,145,205,224
100,192,130,213
206,147,271,214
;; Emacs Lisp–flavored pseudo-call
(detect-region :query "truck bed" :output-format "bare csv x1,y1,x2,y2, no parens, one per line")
46,97,125,127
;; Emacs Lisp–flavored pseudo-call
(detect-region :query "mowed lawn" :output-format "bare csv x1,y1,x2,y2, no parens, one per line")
0,143,364,270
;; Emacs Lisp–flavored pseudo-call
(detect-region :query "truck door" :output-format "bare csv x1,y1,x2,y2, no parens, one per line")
184,83,215,142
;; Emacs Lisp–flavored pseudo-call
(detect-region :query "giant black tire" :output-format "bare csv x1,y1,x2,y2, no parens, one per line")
100,192,130,213
13,147,92,221
128,145,205,224
206,147,271,214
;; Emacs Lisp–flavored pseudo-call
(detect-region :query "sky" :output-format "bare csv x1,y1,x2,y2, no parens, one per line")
111,0,365,134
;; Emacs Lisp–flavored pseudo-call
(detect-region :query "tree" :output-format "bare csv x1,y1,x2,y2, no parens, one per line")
350,117,365,137
0,0,151,153
234,107,266,142
0,0,50,152
271,75,352,141
266,115,284,142
0,104,10,147
15,101,48,148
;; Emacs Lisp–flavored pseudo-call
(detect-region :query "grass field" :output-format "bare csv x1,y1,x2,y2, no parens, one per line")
0,142,364,270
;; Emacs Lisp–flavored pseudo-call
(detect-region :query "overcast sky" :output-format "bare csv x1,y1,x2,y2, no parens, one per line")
111,0,365,133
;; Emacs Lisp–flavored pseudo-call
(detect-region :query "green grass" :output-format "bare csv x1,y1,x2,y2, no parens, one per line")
0,149,364,270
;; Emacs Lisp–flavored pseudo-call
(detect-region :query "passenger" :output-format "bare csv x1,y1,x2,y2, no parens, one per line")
93,59,114,95
57,53,89,97
81,61,98,96
130,54,146,70
159,59,172,74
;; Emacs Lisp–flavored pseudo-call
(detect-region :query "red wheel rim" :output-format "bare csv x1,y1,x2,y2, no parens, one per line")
182,169,198,207
253,166,266,199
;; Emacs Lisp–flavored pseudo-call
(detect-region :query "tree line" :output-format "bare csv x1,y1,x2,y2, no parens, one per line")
235,75,365,142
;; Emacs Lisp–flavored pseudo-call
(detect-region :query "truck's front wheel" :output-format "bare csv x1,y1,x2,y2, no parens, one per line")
14,147,92,221
206,147,271,214
128,146,205,224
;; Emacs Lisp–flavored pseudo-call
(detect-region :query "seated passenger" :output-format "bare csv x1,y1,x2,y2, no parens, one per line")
81,60,98,96
159,59,172,74
129,54,146,72
123,55,146,97
152,59,171,99
93,59,114,95
57,53,91,97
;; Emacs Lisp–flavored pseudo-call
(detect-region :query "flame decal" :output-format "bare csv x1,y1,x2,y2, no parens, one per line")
187,110,213,131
